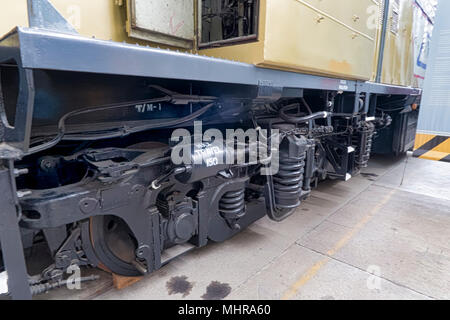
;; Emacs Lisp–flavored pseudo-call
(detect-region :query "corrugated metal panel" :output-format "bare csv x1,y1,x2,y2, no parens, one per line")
417,0,450,137
378,0,415,86
414,0,450,162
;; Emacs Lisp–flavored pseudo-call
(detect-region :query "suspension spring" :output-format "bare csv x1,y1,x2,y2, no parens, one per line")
273,152,306,210
354,122,375,168
219,188,246,230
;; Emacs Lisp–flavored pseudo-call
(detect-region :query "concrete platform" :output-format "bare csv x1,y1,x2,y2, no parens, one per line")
37,154,450,300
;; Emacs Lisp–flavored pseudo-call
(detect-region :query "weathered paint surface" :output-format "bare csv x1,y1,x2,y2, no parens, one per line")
0,0,435,83
203,0,380,80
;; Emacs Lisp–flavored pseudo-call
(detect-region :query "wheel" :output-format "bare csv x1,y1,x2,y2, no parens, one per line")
89,215,141,276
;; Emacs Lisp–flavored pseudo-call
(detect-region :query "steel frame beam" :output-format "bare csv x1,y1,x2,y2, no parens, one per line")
0,161,31,299
1,28,421,98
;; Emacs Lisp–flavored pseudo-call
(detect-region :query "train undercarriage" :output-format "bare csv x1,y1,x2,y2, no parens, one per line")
0,27,421,299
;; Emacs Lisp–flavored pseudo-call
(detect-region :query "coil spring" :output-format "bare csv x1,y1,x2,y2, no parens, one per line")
273,152,306,210
219,188,246,229
354,122,375,168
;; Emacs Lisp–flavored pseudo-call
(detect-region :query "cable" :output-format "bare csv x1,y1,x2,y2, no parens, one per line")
300,98,313,115
279,104,328,124
27,97,171,155
26,97,215,155
400,152,410,187
63,102,216,141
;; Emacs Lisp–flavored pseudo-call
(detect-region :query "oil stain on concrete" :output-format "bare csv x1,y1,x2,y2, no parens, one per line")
201,281,232,300
166,276,194,298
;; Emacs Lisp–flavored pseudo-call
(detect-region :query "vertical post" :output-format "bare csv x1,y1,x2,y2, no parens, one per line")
364,93,371,114
376,0,390,83
353,86,362,114
0,160,31,299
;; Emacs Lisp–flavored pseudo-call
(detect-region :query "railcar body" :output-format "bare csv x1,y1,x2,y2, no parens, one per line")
0,0,435,299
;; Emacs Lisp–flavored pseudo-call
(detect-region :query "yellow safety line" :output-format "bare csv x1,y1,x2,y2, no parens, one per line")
419,138,450,161
429,138,450,154
419,151,449,162
282,189,397,300
414,133,436,151
294,0,375,41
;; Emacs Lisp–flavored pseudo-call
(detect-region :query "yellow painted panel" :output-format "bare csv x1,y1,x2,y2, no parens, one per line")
0,0,182,50
201,0,379,80
263,0,378,79
380,0,398,85
370,1,383,82
0,0,128,42
393,0,415,86
302,0,379,38
375,0,415,86
198,0,267,65
50,0,128,42
0,1,29,37
0,0,421,85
